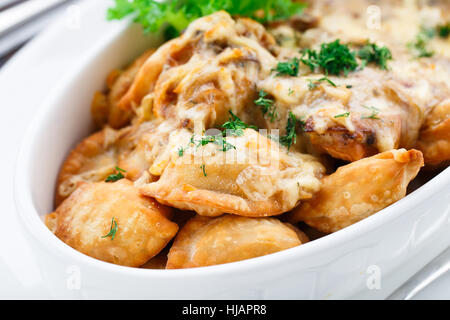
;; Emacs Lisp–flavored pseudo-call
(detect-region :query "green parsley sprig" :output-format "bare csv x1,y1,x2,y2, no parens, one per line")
107,0,306,37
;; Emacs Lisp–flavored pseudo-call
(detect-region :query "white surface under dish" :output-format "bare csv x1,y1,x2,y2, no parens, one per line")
2,0,450,299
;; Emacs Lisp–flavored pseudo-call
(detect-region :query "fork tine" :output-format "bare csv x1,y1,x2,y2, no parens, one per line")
0,0,69,36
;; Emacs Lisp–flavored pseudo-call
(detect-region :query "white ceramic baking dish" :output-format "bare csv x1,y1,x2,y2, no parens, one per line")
13,0,450,299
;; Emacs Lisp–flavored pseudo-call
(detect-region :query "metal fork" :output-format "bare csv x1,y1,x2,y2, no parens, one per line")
388,247,450,299
0,0,73,65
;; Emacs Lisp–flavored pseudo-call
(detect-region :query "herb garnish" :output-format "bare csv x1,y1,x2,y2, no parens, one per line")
215,135,237,152
280,112,301,150
408,27,435,58
222,110,257,136
273,57,300,77
361,106,380,120
177,147,185,157
107,0,306,38
196,135,217,148
437,23,450,38
300,40,359,76
334,112,350,118
357,42,392,70
254,90,277,122
200,164,207,177
105,166,127,182
102,217,118,240
288,88,294,96
191,132,237,153
307,76,337,90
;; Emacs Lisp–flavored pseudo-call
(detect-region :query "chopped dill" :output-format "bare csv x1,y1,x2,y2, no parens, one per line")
334,112,350,118
273,57,300,77
254,90,277,122
361,105,380,120
307,76,336,90
357,42,392,70
105,166,127,182
102,217,118,240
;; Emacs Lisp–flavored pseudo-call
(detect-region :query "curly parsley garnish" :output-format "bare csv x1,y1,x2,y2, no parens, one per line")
300,40,359,76
273,57,300,77
102,217,118,240
254,90,277,122
107,0,306,38
222,110,257,136
105,166,127,182
357,42,392,70
307,77,336,90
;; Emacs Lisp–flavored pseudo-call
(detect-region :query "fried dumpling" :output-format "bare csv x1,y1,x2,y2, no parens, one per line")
166,215,307,269
91,49,155,129
416,99,450,166
55,120,175,206
46,180,178,267
140,128,325,217
288,149,424,233
115,120,175,181
55,127,120,206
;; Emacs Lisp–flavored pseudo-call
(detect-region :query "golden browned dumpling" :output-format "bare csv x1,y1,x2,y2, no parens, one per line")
166,215,307,269
46,180,178,267
140,128,325,217
288,149,424,233
115,120,176,181
55,127,120,206
417,99,450,166
55,120,176,206
91,49,155,129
